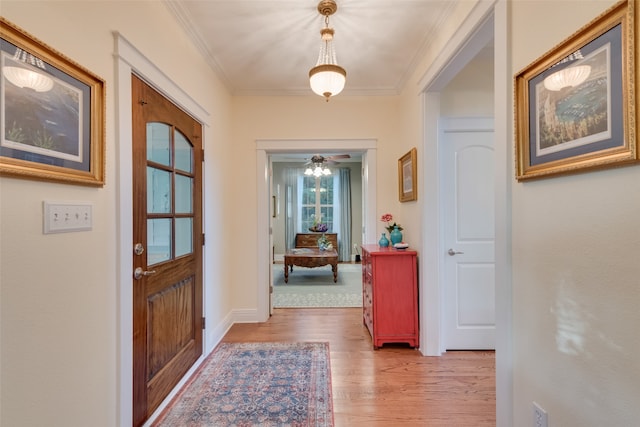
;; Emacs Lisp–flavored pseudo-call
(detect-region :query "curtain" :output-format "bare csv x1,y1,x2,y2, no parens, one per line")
283,168,301,252
337,168,352,262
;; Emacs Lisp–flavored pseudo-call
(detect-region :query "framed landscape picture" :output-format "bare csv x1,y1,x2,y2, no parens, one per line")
514,0,637,181
0,18,105,186
398,147,417,202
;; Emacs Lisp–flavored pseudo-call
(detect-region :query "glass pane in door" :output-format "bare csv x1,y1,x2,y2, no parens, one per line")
175,131,193,173
175,218,193,257
145,122,195,263
147,218,172,265
175,174,193,214
147,167,172,213
147,123,171,166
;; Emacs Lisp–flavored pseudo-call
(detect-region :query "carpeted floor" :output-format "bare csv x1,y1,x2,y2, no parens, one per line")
152,342,333,427
272,263,362,308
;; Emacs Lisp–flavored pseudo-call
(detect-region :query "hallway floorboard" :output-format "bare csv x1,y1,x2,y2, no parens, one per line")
222,308,496,426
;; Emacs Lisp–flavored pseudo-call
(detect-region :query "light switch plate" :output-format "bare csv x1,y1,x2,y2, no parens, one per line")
533,402,548,427
43,201,93,234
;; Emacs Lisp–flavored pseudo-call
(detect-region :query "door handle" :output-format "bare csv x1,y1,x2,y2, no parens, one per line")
134,267,157,280
447,248,464,256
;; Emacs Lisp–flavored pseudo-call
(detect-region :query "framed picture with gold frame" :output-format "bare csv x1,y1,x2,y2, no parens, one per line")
0,18,105,186
398,147,417,202
514,0,637,181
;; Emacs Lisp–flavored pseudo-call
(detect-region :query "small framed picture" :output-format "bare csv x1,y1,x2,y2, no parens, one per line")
514,0,637,180
0,18,105,186
398,147,417,202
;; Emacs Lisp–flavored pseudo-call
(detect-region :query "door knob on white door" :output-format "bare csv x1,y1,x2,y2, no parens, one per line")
447,248,464,256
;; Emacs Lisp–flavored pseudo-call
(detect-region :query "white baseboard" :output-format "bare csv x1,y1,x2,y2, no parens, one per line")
231,308,260,323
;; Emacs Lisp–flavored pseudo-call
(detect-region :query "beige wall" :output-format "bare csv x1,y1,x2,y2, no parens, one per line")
441,55,494,116
510,0,640,425
0,1,233,426
392,0,479,253
229,95,401,308
2,0,639,426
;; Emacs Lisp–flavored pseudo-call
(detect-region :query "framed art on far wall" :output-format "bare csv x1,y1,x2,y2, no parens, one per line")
514,0,637,181
398,147,417,202
0,17,105,186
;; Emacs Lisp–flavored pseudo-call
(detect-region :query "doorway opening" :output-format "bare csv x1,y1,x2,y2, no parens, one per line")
419,2,511,425
255,139,377,321
115,33,212,427
270,152,364,309
270,153,363,262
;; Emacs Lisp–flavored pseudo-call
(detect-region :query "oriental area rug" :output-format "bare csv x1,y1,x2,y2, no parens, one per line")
152,342,334,427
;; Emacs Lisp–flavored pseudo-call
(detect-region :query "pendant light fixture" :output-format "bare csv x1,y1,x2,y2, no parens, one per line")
309,0,346,101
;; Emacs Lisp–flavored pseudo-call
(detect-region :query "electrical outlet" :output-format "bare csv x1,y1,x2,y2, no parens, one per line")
533,402,548,427
43,201,93,234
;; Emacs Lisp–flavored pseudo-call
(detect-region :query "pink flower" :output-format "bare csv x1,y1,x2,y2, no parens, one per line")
380,213,403,233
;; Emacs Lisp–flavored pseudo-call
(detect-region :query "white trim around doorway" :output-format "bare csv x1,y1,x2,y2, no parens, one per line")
417,1,512,426
255,139,377,322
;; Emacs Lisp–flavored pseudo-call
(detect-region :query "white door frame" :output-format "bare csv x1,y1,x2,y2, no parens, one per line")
255,139,377,322
114,33,211,427
418,1,512,426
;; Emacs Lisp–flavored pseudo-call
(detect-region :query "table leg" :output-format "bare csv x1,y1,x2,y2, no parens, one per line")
284,263,289,283
332,263,338,282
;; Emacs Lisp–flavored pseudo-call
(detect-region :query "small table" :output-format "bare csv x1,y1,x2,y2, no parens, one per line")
284,248,339,283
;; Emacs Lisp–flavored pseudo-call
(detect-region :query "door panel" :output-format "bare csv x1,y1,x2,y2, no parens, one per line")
443,122,495,350
132,75,203,427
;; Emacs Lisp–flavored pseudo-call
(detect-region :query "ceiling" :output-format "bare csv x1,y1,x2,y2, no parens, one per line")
165,0,458,97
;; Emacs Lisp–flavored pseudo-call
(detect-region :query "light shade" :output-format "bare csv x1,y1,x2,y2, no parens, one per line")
3,66,54,92
543,65,591,91
309,1,346,101
304,164,331,177
309,64,346,99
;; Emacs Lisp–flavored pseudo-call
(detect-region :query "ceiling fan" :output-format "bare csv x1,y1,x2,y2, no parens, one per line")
304,154,350,177
304,154,351,166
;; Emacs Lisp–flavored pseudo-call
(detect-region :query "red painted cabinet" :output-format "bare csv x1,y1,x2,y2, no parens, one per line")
361,244,419,349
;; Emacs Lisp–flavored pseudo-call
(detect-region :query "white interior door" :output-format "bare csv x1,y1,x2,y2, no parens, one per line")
442,118,495,350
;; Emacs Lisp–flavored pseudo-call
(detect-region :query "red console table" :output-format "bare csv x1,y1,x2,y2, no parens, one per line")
361,244,419,349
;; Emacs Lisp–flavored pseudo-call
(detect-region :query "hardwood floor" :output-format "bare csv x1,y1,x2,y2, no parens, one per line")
222,308,496,426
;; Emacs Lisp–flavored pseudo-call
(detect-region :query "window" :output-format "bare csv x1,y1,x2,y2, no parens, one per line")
299,175,334,232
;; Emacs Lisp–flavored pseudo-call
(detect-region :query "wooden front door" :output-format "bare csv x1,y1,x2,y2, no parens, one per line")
131,75,203,427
